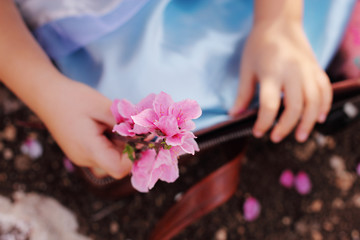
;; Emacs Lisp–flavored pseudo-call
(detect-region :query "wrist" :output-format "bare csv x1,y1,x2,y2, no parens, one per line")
254,0,303,26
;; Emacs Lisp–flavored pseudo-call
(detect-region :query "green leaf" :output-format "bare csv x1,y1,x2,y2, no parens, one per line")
123,144,135,162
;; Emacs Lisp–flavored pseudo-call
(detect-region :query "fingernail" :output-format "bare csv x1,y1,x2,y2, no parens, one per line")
271,133,282,143
297,132,308,142
318,113,326,123
253,129,263,138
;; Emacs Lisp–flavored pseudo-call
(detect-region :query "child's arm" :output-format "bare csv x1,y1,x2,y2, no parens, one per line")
230,0,332,143
0,0,132,178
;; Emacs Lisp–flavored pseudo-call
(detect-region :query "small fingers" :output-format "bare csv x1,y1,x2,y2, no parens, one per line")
229,62,256,116
91,134,132,179
270,80,303,143
295,77,321,142
316,72,332,123
253,79,281,137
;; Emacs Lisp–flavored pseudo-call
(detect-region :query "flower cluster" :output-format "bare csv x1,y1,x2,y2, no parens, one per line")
111,92,202,192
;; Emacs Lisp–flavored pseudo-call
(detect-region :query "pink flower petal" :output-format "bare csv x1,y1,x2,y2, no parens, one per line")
118,99,137,120
243,197,261,222
136,93,156,112
170,145,187,157
132,109,158,129
63,157,75,173
131,124,151,135
110,99,123,124
179,120,196,131
169,99,202,125
131,150,157,193
294,171,312,195
166,133,185,146
279,169,294,189
357,163,360,176
155,115,179,137
179,136,199,155
153,92,174,117
148,149,179,189
112,122,135,137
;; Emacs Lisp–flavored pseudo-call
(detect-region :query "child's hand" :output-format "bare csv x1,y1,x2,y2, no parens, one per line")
40,79,132,179
230,22,332,143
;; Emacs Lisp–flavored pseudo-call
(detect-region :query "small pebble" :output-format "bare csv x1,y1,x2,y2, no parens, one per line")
215,227,227,240
335,172,355,192
343,102,359,119
330,215,340,225
0,173,7,182
352,194,360,208
110,221,119,234
332,198,345,209
3,148,13,160
14,155,31,172
309,199,323,213
323,221,334,232
313,132,327,147
329,155,346,173
2,125,16,141
326,136,336,149
174,192,183,202
352,230,360,240
282,216,292,226
311,230,323,240
293,140,317,162
295,221,308,236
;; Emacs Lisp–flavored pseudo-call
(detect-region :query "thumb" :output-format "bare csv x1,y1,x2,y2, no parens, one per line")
91,135,133,179
229,64,256,116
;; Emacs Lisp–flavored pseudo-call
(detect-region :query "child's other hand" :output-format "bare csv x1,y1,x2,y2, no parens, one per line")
230,22,332,143
41,79,132,179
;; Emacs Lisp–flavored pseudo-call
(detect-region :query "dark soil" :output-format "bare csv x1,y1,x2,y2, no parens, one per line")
0,78,360,240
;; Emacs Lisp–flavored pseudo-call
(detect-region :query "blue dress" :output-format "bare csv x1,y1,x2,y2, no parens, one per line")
16,0,356,130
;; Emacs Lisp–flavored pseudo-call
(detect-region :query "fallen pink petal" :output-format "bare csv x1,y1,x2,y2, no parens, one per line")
243,197,261,222
294,171,312,195
63,157,75,173
279,169,294,189
20,138,43,159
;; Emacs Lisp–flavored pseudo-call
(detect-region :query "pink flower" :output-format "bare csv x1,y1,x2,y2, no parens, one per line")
243,197,261,221
112,92,201,192
279,169,294,189
132,92,201,153
112,94,156,136
131,149,179,192
294,171,312,195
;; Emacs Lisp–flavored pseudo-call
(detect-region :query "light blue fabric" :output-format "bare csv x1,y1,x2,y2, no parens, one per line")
31,0,356,130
